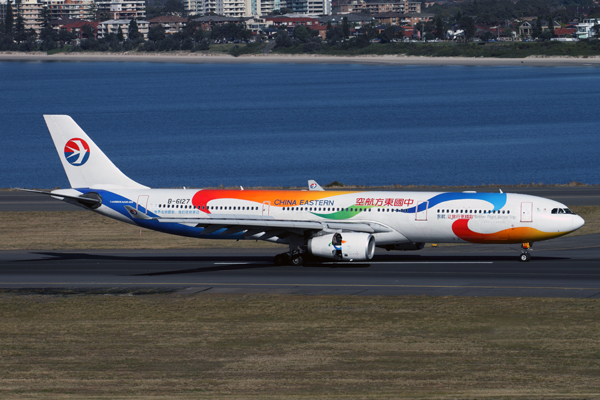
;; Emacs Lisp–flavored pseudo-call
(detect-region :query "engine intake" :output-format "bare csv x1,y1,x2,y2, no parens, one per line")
308,232,375,261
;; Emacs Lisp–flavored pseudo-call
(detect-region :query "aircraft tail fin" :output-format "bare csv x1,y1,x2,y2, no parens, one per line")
308,180,325,191
44,115,148,189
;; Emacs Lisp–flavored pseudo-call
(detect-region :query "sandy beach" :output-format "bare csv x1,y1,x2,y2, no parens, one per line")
2,51,600,66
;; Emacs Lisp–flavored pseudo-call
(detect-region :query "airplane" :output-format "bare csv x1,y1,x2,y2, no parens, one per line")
22,115,585,265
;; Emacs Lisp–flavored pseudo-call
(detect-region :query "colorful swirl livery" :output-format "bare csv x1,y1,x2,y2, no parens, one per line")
23,115,585,265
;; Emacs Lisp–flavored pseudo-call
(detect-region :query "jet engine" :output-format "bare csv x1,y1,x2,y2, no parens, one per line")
308,232,375,261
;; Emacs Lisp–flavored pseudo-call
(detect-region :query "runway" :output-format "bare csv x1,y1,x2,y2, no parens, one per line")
2,232,600,298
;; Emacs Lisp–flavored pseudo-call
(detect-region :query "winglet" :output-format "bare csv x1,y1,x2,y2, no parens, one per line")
308,180,324,191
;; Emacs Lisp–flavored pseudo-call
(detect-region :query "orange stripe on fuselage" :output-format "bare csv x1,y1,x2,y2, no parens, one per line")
451,218,569,244
191,189,361,214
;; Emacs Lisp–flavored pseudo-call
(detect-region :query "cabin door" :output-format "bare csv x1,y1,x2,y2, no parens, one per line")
262,201,270,216
415,201,429,221
137,195,149,215
521,202,533,222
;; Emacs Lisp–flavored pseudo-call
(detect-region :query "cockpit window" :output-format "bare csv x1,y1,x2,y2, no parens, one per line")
551,208,575,214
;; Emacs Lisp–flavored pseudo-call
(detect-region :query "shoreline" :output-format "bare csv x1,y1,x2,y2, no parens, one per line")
3,51,600,66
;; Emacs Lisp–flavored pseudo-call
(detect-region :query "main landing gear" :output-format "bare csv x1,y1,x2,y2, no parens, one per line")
520,242,532,262
273,251,304,266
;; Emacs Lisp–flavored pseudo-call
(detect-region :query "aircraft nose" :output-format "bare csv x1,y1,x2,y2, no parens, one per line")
572,215,585,231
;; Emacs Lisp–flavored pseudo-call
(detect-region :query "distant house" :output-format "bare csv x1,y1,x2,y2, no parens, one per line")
148,16,187,34
554,27,576,38
60,19,99,38
519,19,560,38
307,24,328,39
575,18,600,39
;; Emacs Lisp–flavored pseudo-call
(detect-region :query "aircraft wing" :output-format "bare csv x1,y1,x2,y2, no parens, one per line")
124,206,392,238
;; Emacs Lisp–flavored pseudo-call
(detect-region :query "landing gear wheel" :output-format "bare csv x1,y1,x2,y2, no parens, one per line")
274,253,290,266
290,254,304,266
520,252,531,262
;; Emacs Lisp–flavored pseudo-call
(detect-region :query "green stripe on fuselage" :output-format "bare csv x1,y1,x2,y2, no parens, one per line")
311,206,375,220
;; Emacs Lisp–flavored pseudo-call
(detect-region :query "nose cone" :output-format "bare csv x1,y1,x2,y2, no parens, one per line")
572,215,585,231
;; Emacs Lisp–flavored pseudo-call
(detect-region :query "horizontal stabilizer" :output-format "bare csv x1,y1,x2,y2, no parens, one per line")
19,188,101,207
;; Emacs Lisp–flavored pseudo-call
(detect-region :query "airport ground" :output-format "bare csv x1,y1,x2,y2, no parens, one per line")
1,187,600,398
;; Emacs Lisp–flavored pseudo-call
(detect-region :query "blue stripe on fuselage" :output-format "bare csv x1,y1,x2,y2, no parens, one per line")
407,192,508,213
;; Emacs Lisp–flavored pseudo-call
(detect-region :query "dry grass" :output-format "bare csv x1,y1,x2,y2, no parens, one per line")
570,206,600,236
0,211,283,250
0,293,599,399
1,207,599,251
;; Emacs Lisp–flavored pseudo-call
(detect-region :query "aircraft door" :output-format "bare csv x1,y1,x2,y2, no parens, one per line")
415,201,429,221
521,202,533,222
137,195,149,215
262,201,270,216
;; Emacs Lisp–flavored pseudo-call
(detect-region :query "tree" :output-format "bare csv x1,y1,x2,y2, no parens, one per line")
378,26,397,43
14,14,25,42
532,18,543,39
117,26,124,41
594,24,600,38
81,24,95,39
459,16,476,41
293,25,310,42
341,16,349,39
164,0,185,15
58,28,75,42
5,0,13,34
434,15,444,40
547,16,555,38
148,24,165,42
274,29,292,47
128,18,141,40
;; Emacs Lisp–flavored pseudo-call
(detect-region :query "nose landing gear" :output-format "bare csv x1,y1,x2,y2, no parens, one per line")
520,242,532,262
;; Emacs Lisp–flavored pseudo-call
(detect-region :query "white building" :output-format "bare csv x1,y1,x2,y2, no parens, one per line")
216,0,245,17
576,18,600,39
185,0,202,16
306,0,330,15
97,18,149,39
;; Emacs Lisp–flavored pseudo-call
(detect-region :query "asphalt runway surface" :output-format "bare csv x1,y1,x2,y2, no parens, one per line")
2,187,600,298
2,232,600,298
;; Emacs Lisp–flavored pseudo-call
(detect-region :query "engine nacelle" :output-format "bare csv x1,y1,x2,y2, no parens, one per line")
308,232,375,261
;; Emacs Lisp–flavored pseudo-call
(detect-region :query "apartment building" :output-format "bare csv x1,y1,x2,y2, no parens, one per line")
216,0,245,17
44,0,95,20
148,15,187,34
96,0,145,20
96,18,148,38
18,0,45,33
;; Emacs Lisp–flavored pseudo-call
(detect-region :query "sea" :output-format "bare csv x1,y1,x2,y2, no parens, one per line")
1,60,599,189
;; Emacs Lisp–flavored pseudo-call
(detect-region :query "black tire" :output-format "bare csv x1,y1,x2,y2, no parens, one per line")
520,253,531,262
274,253,289,266
290,255,304,266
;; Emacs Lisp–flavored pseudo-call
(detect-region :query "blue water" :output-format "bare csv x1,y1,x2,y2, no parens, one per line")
1,61,599,189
